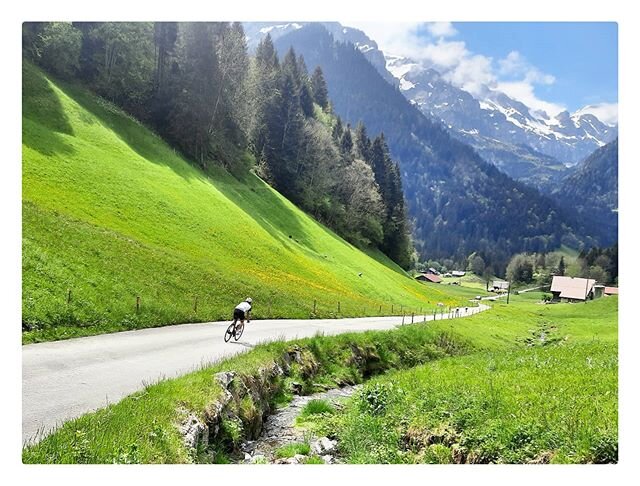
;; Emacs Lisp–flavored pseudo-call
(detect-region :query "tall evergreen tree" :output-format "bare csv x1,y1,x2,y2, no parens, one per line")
248,34,282,175
558,256,566,276
296,54,314,117
153,22,178,91
310,65,329,109
168,22,220,167
340,124,354,160
331,116,343,141
354,122,371,163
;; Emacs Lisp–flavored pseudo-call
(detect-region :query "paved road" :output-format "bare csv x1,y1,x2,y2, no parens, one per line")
22,304,488,445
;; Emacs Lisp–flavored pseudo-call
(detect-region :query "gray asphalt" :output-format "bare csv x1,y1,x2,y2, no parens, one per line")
22,304,488,445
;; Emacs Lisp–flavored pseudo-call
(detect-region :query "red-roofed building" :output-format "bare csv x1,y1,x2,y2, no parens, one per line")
550,276,596,302
416,273,442,284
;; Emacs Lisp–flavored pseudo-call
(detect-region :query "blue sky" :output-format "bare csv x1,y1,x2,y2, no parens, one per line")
347,21,618,123
454,22,618,109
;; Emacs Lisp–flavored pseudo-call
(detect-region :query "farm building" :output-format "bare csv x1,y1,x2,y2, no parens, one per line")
492,280,509,291
604,286,619,296
550,276,596,302
415,273,442,283
451,270,466,277
427,267,440,275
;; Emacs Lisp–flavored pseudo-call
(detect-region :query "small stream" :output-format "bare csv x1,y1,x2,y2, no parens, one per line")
239,385,361,464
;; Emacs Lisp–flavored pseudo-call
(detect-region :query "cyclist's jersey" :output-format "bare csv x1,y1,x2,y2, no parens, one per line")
235,301,252,313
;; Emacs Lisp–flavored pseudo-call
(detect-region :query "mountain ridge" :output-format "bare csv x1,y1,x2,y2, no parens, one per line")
385,53,617,170
272,23,599,272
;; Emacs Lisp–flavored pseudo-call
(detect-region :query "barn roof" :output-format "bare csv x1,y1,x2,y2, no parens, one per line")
550,276,596,300
423,273,442,283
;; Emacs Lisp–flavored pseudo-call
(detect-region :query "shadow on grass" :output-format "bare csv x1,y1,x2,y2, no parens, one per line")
23,62,410,280
22,62,75,157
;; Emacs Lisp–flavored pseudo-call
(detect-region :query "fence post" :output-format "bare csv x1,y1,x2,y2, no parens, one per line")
67,289,72,304
269,298,272,319
402,313,405,325
338,301,341,314
391,304,394,314
136,296,140,313
313,299,317,315
194,296,198,314
411,312,414,324
379,304,382,315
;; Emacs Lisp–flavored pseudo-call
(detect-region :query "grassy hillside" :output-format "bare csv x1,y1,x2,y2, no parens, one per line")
22,63,475,343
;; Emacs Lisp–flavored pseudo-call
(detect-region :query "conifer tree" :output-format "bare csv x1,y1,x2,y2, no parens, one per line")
355,122,371,163
332,116,343,141
340,124,354,160
169,22,220,167
310,65,329,109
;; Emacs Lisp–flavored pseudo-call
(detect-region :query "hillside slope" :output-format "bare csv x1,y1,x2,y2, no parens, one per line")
22,63,470,343
552,139,618,244
274,25,594,270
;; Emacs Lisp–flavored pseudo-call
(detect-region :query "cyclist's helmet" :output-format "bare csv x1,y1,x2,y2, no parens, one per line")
245,297,253,303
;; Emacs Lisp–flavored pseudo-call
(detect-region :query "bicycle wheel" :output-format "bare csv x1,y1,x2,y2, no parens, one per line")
224,322,235,343
234,322,244,341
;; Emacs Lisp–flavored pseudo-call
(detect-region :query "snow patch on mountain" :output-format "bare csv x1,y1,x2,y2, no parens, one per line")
258,23,303,35
383,53,617,166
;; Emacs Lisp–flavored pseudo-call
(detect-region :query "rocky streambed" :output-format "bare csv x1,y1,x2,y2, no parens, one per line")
239,385,361,464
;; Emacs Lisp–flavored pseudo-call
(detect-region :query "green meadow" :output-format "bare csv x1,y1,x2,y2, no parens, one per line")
22,62,477,343
309,295,618,464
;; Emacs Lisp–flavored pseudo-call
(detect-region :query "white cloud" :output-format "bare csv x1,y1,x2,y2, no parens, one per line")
497,80,566,117
343,22,612,122
574,103,618,125
426,22,458,38
444,54,496,97
343,22,425,60
419,39,468,69
498,50,555,85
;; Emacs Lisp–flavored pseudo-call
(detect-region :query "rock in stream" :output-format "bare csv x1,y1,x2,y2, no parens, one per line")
240,385,360,464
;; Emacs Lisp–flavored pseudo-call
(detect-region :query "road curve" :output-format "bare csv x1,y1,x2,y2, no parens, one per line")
22,304,489,445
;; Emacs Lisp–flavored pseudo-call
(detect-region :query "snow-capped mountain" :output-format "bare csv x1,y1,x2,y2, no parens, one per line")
243,22,397,85
245,22,617,192
386,54,618,170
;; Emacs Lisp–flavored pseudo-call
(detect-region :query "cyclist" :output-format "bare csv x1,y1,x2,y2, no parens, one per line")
233,297,252,327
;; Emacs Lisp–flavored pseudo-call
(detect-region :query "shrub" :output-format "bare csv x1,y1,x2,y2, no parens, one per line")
357,383,396,416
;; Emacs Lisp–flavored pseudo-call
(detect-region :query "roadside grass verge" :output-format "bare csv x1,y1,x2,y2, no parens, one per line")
22,320,469,464
23,297,616,464
22,63,473,344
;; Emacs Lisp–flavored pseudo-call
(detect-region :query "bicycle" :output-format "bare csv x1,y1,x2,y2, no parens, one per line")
224,320,246,342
